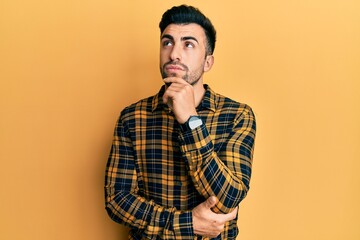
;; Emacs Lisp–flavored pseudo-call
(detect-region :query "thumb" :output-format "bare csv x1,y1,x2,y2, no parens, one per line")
162,91,169,104
205,196,218,209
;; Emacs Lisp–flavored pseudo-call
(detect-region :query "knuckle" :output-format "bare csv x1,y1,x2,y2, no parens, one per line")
210,230,221,238
183,85,191,91
217,224,224,231
210,232,218,238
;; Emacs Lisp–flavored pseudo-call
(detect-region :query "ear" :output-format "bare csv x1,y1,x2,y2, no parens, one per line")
203,55,214,72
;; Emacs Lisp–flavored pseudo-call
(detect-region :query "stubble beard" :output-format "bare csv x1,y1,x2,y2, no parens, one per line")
161,61,205,86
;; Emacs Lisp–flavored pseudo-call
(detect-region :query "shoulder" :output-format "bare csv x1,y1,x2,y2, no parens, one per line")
215,92,255,119
119,95,155,122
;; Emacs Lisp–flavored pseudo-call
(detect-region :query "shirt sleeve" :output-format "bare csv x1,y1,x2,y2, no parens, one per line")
104,116,194,239
178,106,256,214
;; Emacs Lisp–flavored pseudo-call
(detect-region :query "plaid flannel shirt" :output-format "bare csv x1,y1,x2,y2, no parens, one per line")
105,84,256,239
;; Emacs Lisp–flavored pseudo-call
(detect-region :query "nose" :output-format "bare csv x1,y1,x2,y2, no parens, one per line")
170,44,181,61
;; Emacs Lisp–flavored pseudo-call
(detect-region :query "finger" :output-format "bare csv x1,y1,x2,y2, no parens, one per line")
162,87,176,103
163,94,168,104
205,196,218,209
222,207,239,222
163,77,176,86
162,91,171,104
163,77,188,86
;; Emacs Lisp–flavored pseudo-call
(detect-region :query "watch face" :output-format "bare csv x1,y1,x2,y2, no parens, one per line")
189,116,203,130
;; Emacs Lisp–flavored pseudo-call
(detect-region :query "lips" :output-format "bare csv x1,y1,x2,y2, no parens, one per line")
165,65,184,71
162,62,188,79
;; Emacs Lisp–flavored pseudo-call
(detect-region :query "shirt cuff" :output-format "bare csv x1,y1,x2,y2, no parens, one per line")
173,211,194,238
178,124,213,154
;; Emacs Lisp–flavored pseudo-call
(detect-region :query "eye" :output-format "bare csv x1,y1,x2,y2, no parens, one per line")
162,40,173,47
185,42,194,48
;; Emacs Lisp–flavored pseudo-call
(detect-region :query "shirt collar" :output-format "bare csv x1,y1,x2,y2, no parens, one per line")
151,84,217,113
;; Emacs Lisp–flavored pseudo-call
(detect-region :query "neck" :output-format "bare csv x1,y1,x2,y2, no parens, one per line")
193,80,206,108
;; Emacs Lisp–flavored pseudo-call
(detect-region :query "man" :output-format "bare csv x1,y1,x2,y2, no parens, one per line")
105,5,256,240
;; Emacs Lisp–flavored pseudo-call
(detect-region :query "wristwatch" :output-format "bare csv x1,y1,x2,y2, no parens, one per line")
180,115,203,131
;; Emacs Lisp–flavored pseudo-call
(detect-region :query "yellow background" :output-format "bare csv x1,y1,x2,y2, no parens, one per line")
1,0,359,239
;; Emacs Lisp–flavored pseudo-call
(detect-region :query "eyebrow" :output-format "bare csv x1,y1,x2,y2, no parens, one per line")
182,36,199,43
161,34,199,44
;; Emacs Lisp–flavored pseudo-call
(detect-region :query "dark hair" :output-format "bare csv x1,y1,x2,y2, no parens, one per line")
159,5,217,55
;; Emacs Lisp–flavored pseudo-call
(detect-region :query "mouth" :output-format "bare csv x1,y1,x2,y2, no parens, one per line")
165,65,184,73
161,62,188,80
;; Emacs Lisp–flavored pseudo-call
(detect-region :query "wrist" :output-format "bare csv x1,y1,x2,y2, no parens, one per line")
173,210,194,238
177,110,198,124
180,115,203,132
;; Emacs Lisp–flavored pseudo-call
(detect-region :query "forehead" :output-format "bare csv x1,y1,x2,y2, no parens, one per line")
161,23,206,41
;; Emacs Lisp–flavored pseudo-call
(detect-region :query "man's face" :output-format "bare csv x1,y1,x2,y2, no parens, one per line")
160,23,213,86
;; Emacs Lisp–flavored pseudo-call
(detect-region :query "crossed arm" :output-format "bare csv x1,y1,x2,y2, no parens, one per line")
104,107,255,238
105,78,256,238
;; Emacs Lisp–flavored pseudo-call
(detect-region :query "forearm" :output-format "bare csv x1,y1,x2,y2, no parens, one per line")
105,131,194,237
179,130,247,213
105,116,194,238
104,186,193,237
178,111,256,213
